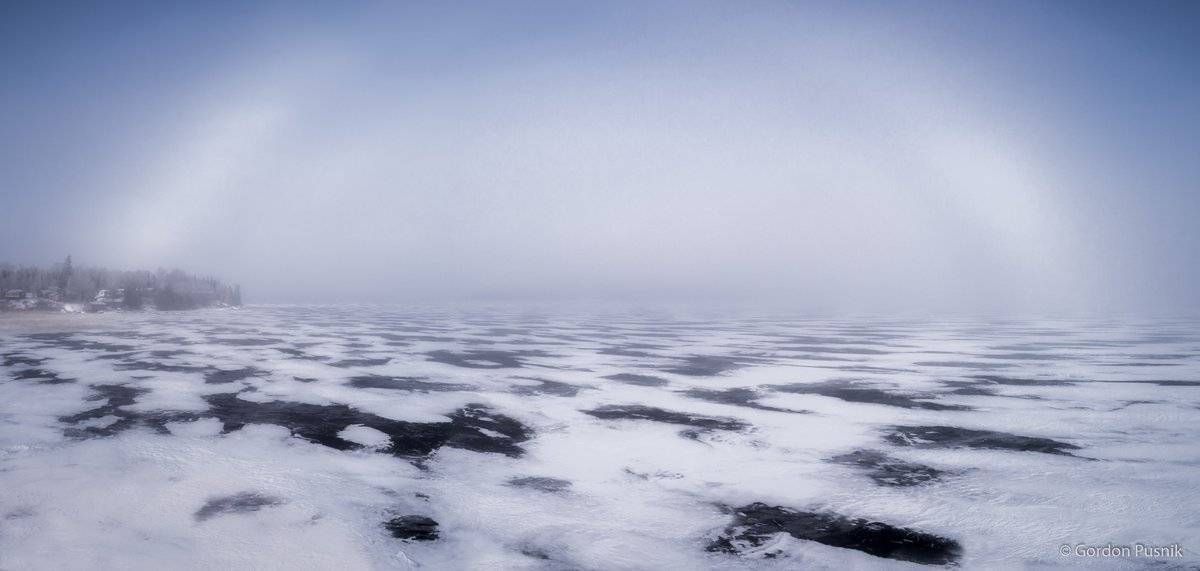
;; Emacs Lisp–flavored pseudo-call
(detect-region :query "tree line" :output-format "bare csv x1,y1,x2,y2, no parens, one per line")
0,256,242,310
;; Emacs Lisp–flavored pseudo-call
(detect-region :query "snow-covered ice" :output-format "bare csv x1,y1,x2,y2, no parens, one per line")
1,306,1198,569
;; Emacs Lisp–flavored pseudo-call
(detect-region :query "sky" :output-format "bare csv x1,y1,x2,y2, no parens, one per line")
1,0,1197,312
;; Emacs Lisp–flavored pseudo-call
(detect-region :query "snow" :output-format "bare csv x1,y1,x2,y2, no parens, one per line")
0,306,1197,569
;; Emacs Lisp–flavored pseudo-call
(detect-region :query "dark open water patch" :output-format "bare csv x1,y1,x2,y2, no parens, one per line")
24,332,136,353
2,353,47,367
194,492,283,521
204,367,264,384
508,476,572,493
662,354,764,377
914,360,1011,371
519,546,554,561
60,384,149,437
831,365,916,374
783,354,856,363
202,394,532,458
940,381,998,396
144,334,194,345
328,357,391,368
480,326,533,337
779,345,891,355
768,381,970,411
347,375,474,392
59,386,532,458
773,335,901,347
978,352,1072,361
509,377,586,397
384,515,439,541
369,332,414,344
461,336,499,346
206,336,285,347
4,506,35,520
583,405,749,431
708,503,961,565
602,373,669,387
114,360,210,374
1098,380,1200,387
682,387,809,414
1110,399,1163,411
274,347,327,361
92,351,140,361
385,334,460,344
11,367,74,384
149,349,190,358
885,425,1082,456
970,375,1077,387
597,346,659,358
426,349,551,369
830,450,947,487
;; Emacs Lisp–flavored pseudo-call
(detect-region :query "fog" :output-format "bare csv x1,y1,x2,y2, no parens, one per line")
3,1,1197,312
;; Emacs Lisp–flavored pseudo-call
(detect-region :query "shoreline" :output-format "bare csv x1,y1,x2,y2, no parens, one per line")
0,308,235,334
0,311,140,334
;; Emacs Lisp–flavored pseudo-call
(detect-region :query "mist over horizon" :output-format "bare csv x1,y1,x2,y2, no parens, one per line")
3,1,1198,313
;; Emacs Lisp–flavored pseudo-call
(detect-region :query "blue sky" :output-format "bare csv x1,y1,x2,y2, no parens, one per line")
1,1,1197,311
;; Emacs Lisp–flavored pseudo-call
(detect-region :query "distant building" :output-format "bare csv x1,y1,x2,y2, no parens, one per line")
40,286,61,301
93,288,126,307
95,289,121,301
4,289,25,301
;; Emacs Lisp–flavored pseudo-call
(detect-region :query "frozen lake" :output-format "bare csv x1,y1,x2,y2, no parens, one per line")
1,306,1198,569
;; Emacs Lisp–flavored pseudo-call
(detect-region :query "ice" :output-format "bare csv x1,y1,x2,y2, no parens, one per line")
338,424,391,448
0,307,1198,568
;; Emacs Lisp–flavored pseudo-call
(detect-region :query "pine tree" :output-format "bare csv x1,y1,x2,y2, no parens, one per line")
59,255,73,300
